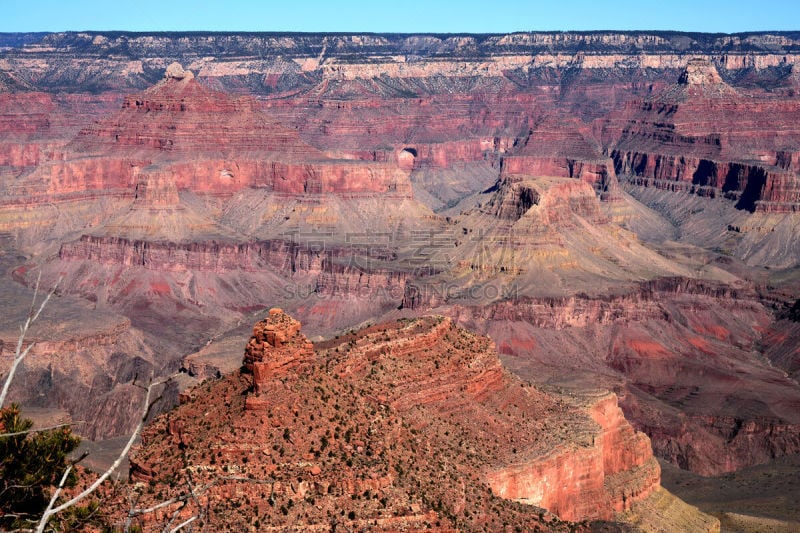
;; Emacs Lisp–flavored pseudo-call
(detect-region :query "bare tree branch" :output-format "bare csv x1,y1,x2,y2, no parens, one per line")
127,481,215,519
0,274,61,408
0,274,185,532
0,421,81,438
169,515,198,533
184,473,203,511
121,472,278,530
157,472,209,533
38,464,73,532
35,374,173,533
123,490,142,532
129,495,185,519
161,498,188,533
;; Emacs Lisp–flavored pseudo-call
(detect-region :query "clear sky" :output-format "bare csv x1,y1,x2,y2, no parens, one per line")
3,0,800,34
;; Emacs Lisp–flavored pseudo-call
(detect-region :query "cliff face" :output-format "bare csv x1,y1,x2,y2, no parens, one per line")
607,59,800,213
56,235,409,302
118,311,702,530
499,114,621,198
0,278,166,440
5,31,800,94
486,393,660,521
0,90,120,217
443,279,800,476
2,32,799,250
14,66,412,201
43,231,413,364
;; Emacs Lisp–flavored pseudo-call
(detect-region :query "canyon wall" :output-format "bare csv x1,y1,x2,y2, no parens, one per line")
5,31,800,93
0,289,166,440
607,59,800,213
58,235,408,300
441,280,800,476
0,31,797,500
486,393,660,521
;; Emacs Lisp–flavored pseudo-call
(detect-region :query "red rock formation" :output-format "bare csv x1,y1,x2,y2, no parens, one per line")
400,174,688,312
326,316,663,522
57,235,409,302
448,277,755,328
0,91,119,197
242,308,314,402
487,393,659,521
486,175,607,225
0,35,797,508
7,64,412,204
500,115,622,199
114,312,689,530
608,58,800,212
444,278,800,476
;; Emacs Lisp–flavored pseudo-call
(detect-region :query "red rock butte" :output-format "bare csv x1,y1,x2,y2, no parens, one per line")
242,307,314,403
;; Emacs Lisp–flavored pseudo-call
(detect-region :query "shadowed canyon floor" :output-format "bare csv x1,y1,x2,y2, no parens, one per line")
661,454,800,531
1,30,800,529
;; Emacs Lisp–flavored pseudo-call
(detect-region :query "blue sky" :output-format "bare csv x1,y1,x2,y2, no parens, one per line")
3,0,800,34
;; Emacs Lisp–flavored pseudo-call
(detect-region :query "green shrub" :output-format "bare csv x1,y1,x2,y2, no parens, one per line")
0,404,81,529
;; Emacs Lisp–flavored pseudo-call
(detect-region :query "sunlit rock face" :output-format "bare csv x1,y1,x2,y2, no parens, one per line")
120,312,700,530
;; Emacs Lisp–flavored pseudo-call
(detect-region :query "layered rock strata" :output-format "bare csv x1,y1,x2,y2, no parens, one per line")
116,312,703,531
20,65,411,201
6,31,800,94
0,33,797,502
609,59,800,213
443,279,800,476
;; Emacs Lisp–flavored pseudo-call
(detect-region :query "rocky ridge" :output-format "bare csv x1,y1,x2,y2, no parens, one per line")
447,278,800,476
120,310,715,531
5,31,800,94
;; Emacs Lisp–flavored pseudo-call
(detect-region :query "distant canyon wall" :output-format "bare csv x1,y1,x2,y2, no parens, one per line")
4,31,800,93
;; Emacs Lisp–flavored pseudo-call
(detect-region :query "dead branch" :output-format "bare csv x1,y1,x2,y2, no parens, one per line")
0,421,81,438
35,374,173,533
0,274,61,408
169,515,198,533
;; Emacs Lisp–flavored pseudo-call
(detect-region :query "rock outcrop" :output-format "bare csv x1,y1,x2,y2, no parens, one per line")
444,278,800,476
678,58,725,87
486,392,660,521
242,308,313,402
500,115,622,200
400,174,690,313
119,312,706,530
